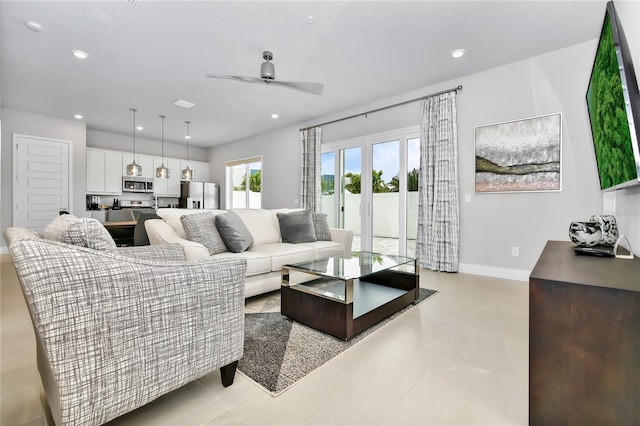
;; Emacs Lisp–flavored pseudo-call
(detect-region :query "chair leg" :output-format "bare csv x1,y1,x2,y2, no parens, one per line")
220,361,238,387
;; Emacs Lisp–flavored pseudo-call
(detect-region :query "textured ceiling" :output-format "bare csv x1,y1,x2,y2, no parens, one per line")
1,1,607,147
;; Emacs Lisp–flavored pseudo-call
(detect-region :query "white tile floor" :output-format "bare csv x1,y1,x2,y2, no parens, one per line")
1,254,529,425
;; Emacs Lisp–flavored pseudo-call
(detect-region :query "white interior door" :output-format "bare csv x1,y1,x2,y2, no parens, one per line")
13,134,71,232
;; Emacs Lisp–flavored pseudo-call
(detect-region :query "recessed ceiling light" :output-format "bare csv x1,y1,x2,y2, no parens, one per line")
172,99,195,109
136,126,144,131
25,21,42,32
272,113,279,119
72,49,89,59
451,49,466,59
74,114,83,119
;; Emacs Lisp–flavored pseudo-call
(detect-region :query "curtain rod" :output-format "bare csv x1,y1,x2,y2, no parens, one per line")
300,84,462,131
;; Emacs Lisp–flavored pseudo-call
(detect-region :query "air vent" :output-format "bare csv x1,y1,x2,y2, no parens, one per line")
172,99,195,109
121,0,139,7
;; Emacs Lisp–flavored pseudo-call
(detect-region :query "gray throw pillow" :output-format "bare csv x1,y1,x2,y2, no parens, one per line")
312,212,331,241
215,211,253,253
277,210,317,244
63,217,118,252
181,211,228,255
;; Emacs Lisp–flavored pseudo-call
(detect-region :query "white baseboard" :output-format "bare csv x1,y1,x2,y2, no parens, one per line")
0,246,8,255
458,263,530,282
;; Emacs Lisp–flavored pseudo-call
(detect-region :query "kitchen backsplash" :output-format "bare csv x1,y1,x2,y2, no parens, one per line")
87,193,178,210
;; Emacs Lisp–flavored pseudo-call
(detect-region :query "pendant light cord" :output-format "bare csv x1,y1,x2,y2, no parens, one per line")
159,115,166,161
185,121,190,165
130,108,137,161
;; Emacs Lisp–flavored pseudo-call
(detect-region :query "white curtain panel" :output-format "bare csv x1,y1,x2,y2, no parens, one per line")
300,127,322,211
416,92,460,272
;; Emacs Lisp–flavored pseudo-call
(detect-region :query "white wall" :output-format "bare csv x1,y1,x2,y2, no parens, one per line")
87,129,208,162
1,108,87,242
211,25,639,273
209,126,301,209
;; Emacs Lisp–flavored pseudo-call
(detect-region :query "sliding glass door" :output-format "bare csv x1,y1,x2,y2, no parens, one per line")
321,127,419,256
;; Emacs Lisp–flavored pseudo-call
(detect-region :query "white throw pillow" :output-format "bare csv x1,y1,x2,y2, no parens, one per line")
42,214,80,242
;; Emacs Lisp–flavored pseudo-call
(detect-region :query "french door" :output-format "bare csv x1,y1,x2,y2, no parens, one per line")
321,127,420,256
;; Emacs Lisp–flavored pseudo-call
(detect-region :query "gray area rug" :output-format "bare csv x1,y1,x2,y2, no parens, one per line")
239,287,438,396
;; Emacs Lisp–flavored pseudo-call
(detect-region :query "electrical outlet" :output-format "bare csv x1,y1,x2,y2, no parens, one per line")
512,247,520,257
465,194,471,203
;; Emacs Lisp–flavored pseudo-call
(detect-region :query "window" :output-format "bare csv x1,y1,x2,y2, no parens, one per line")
226,156,262,209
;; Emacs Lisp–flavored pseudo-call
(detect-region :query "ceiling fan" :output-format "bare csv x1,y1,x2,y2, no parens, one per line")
206,50,324,95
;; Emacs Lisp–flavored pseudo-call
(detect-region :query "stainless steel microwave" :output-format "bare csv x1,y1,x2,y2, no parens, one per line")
122,176,153,193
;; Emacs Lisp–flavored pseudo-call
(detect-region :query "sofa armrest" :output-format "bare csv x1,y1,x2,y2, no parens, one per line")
117,243,187,261
144,218,210,260
330,227,353,255
8,238,246,426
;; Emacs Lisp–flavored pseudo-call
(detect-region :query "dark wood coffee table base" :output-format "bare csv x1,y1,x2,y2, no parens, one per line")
281,265,419,340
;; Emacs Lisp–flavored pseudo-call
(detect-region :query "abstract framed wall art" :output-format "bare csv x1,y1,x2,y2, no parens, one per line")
475,113,562,193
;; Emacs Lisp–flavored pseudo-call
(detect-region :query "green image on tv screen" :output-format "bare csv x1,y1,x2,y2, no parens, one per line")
586,14,637,190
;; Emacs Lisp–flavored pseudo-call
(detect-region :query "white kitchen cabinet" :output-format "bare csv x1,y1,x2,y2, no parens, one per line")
153,157,181,196
121,153,154,178
86,148,122,195
180,160,211,182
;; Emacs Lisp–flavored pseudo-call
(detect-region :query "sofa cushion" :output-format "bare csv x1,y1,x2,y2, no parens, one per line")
42,213,79,242
211,251,272,277
277,210,317,244
312,212,332,241
232,209,281,245
181,211,227,255
216,211,254,253
297,240,345,259
63,218,118,252
248,243,315,271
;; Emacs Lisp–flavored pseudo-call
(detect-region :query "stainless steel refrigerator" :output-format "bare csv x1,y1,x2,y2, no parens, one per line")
180,182,219,209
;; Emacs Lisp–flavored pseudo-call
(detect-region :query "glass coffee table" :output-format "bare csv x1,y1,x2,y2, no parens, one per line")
281,252,419,340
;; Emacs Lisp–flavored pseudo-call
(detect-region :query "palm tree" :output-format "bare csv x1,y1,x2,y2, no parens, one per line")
372,170,390,193
235,170,261,192
344,170,392,194
388,168,419,192
344,172,361,194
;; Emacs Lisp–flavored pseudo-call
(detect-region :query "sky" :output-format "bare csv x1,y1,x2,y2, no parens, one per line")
321,138,420,184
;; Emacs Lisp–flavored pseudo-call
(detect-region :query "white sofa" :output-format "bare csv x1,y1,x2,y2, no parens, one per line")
145,208,353,298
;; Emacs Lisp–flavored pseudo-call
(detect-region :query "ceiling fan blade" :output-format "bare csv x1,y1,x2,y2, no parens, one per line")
205,74,264,84
268,80,324,95
206,74,324,95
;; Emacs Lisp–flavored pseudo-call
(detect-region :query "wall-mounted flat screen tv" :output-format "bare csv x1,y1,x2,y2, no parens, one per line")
586,1,640,191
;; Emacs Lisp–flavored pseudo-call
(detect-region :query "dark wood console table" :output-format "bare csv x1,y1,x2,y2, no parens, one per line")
529,240,640,425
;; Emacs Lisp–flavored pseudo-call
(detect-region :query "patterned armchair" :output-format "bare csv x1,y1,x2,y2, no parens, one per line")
4,226,246,426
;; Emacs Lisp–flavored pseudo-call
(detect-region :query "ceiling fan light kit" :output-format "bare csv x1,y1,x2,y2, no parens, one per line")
206,49,324,95
260,51,275,79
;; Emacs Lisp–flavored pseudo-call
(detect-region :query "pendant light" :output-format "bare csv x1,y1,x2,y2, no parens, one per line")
181,121,194,181
155,115,170,178
126,108,142,176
